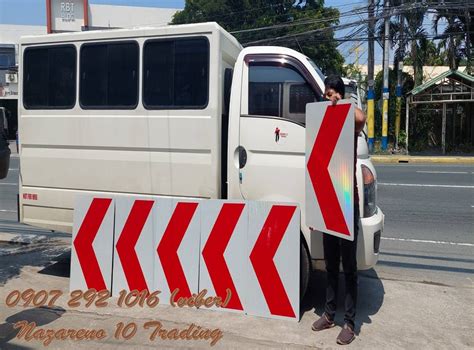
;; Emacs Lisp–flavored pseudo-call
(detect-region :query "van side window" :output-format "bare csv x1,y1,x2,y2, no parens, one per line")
248,63,318,125
80,42,138,109
143,37,209,109
23,46,76,109
289,84,317,114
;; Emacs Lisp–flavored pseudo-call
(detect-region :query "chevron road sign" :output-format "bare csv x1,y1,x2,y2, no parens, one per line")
199,201,248,313
305,100,355,241
71,197,300,320
70,197,115,292
112,197,201,303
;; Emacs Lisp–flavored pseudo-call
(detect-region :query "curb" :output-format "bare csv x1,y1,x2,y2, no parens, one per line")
371,156,474,164
0,232,48,244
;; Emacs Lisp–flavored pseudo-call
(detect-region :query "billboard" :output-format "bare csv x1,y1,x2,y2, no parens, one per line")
50,0,86,32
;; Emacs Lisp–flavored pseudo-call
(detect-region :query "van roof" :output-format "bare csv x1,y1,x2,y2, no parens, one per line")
19,21,242,49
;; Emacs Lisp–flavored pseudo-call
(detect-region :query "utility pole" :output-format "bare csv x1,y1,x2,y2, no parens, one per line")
367,0,375,153
395,0,404,149
382,0,390,151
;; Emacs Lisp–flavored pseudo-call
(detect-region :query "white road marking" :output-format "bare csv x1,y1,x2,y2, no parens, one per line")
0,209,16,213
416,171,468,174
8,168,18,171
378,183,474,189
382,237,474,247
0,183,17,186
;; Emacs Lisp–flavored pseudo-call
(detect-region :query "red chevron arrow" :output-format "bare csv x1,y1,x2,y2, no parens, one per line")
249,205,296,318
157,202,198,299
307,103,351,235
73,198,112,290
202,203,245,311
115,200,154,293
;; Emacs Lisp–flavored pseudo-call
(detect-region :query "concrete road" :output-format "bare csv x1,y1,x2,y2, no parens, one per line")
0,158,473,348
374,163,474,287
0,239,472,349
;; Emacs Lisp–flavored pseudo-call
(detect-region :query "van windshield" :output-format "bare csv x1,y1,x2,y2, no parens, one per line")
307,58,325,82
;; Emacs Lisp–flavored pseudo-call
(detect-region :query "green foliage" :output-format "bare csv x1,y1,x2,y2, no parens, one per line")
171,0,344,74
407,104,443,152
342,63,362,81
379,1,428,86
404,40,446,66
432,2,473,72
398,129,407,148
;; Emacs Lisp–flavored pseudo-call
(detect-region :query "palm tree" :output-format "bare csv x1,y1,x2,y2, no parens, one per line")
379,0,428,86
433,1,473,73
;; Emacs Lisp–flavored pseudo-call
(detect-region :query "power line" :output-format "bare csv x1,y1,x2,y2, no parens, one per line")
240,3,472,46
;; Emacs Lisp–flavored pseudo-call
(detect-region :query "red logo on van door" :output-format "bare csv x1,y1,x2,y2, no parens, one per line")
275,127,280,143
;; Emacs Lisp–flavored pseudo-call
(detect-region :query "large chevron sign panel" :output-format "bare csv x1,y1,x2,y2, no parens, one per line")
70,196,115,292
305,100,355,241
246,202,300,320
154,198,202,304
112,197,157,297
199,201,248,314
198,201,300,320
71,197,300,320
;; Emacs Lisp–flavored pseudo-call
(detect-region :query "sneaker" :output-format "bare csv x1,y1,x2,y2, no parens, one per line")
311,314,335,331
336,324,356,345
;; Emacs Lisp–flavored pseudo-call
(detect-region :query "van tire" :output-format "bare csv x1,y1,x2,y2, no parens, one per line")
300,238,311,300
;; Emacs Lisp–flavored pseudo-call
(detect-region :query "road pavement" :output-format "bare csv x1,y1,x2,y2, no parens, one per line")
0,158,473,348
374,163,474,287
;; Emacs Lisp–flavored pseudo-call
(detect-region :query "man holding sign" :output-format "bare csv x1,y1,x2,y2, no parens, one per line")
310,75,367,345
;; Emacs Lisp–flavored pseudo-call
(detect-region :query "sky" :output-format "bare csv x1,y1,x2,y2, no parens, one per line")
0,0,439,66
0,0,185,26
0,0,359,26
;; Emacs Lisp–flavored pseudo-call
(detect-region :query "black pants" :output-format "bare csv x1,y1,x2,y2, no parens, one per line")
323,205,359,329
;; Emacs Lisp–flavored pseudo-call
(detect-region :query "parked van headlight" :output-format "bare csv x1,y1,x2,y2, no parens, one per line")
361,165,377,218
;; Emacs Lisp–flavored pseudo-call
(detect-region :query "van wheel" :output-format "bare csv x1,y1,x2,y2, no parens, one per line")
300,238,311,300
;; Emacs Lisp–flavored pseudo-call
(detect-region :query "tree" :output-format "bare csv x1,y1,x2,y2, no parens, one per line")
403,40,446,66
373,68,414,143
432,1,473,73
172,0,344,74
342,63,363,80
379,0,428,87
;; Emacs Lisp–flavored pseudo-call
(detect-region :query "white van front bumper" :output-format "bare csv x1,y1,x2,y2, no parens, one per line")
358,206,384,270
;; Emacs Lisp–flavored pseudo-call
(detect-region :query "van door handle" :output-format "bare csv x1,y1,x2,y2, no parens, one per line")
238,146,247,169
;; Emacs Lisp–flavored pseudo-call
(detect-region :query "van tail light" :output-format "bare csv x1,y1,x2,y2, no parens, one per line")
361,165,377,218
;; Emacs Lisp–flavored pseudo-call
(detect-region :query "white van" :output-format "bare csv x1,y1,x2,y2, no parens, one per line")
18,22,383,296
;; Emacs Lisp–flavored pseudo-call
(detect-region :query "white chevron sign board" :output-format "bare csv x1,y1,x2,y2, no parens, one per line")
306,100,355,241
70,196,115,292
71,196,300,320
